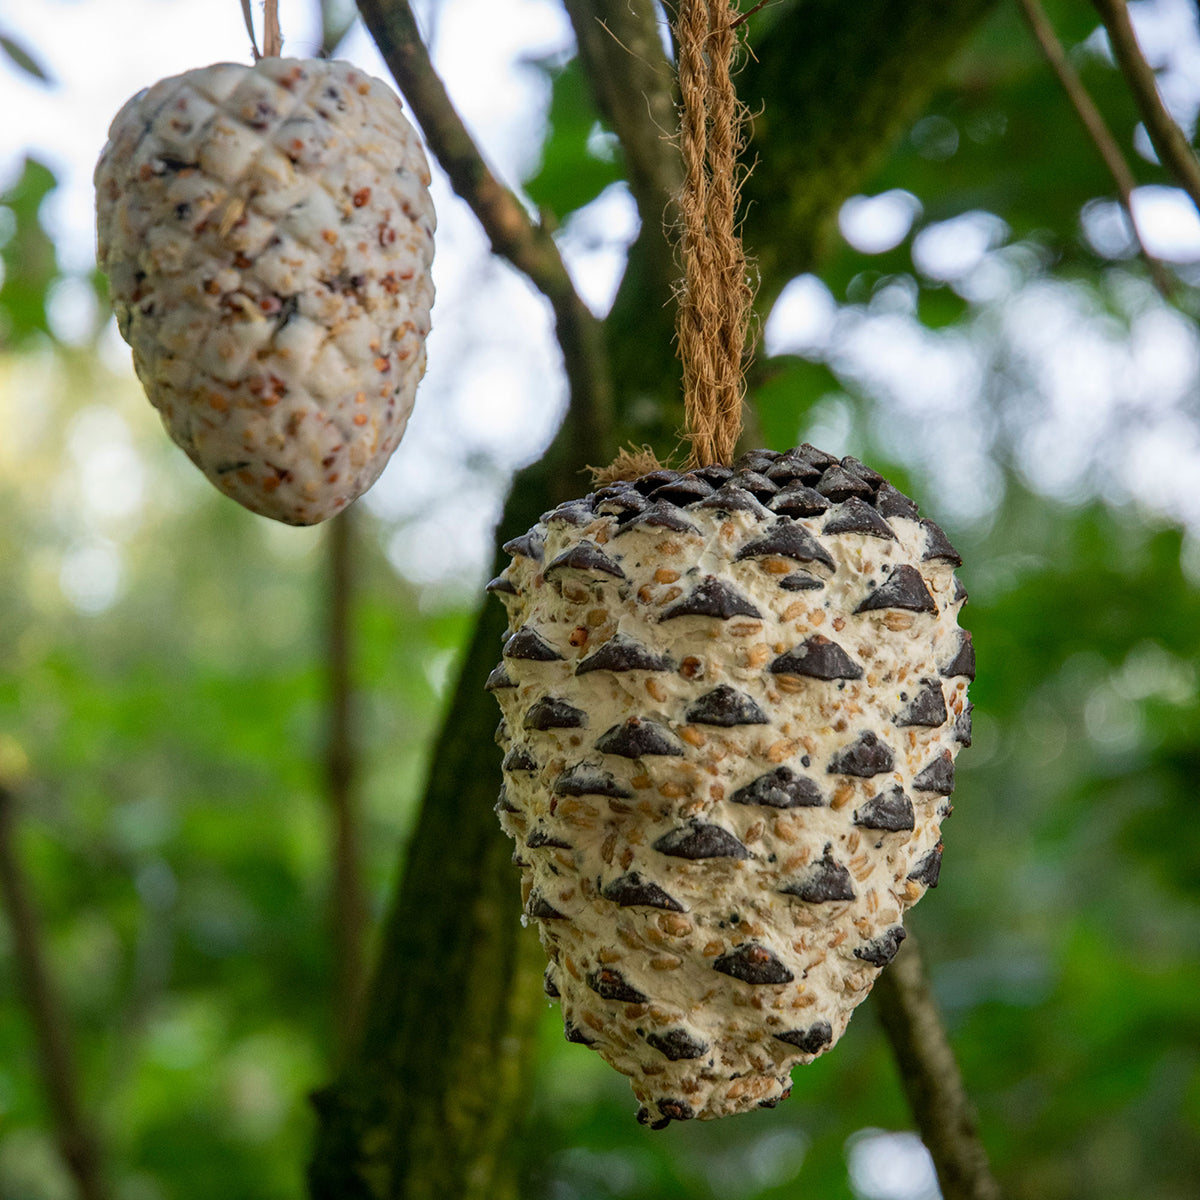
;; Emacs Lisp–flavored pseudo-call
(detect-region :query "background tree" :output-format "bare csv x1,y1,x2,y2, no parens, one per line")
2,2,1199,1199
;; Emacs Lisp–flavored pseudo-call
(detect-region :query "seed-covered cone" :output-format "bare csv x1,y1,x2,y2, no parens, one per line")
95,57,435,524
487,446,972,1125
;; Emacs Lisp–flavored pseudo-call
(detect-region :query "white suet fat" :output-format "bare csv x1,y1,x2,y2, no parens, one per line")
487,446,973,1125
96,57,435,524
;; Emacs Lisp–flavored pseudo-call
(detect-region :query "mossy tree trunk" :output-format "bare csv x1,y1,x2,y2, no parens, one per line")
308,2,998,1197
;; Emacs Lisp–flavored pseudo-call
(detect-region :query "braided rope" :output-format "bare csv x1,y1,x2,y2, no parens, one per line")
676,0,752,466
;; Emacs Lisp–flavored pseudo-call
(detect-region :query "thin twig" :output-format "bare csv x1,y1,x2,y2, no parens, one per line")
356,0,612,460
0,784,110,1200
731,0,772,30
1092,0,1200,216
1019,0,1173,299
240,0,260,59
872,932,1003,1200
325,508,368,1060
241,0,283,59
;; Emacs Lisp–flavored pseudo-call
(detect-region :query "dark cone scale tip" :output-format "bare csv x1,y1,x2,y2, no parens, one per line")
731,766,824,809
735,519,836,571
856,564,937,614
595,717,685,758
773,1020,834,1055
714,943,795,985
854,787,916,833
662,576,762,621
576,634,673,675
545,539,625,580
770,635,862,681
485,443,971,1122
654,822,750,860
602,871,686,912
781,847,856,903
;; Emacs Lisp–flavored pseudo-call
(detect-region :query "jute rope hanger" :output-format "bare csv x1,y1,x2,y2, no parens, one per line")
676,0,754,468
594,0,752,484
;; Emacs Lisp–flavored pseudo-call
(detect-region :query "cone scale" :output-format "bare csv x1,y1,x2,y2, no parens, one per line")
487,446,972,1125
95,57,435,525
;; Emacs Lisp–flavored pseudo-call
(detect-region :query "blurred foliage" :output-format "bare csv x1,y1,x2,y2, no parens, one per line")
0,32,52,86
525,56,625,219
0,350,469,1198
0,158,59,347
2,1,1200,1199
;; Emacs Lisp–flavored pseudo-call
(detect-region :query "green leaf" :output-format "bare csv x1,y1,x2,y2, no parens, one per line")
750,355,843,449
524,57,624,220
0,33,52,84
916,283,969,327
0,155,59,345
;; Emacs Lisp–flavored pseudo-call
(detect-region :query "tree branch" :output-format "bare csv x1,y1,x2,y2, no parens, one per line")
0,784,110,1200
325,508,368,1060
1092,0,1200,217
872,932,1002,1200
557,0,685,458
355,0,613,459
1018,0,1173,299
